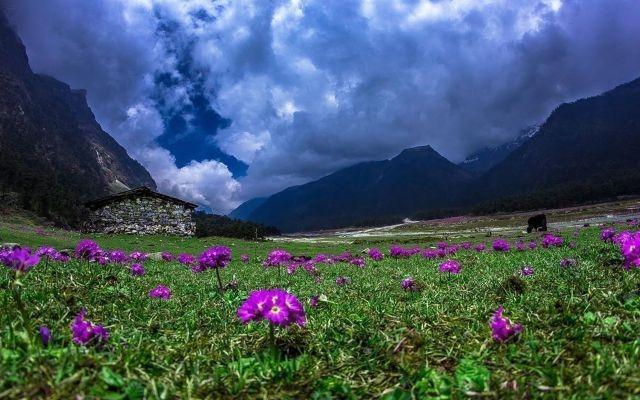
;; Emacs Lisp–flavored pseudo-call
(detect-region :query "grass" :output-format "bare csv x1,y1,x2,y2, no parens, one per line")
1,223,640,399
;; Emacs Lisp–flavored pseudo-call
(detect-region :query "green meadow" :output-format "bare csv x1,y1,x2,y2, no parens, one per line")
1,220,639,399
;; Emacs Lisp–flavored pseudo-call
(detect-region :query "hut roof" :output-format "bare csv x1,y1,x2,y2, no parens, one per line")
84,186,198,210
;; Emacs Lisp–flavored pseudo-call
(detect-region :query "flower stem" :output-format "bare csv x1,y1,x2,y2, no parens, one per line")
269,324,277,360
215,268,224,293
11,271,32,341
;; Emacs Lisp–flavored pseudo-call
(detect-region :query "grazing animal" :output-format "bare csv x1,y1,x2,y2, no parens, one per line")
527,214,547,233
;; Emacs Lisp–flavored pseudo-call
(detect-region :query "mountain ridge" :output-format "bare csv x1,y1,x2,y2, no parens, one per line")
0,12,156,225
245,144,474,232
459,126,539,173
236,75,640,232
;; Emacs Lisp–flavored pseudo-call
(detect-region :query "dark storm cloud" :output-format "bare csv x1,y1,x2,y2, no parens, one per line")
2,0,640,210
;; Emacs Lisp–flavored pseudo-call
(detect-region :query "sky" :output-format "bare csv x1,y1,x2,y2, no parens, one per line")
2,0,640,213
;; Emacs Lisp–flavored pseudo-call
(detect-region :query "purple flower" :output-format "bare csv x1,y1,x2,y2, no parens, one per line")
619,232,640,269
240,254,250,263
569,242,577,249
489,306,522,342
421,248,438,259
335,276,351,286
474,243,486,252
312,254,333,264
529,241,538,250
492,239,510,252
94,253,109,266
461,242,472,250
309,295,320,308
237,288,306,327
130,263,145,276
368,248,383,261
195,246,232,272
600,228,616,243
263,249,292,267
36,246,58,259
2,248,40,272
401,277,419,292
541,234,564,248
0,248,9,265
286,262,300,275
437,242,448,250
520,265,534,276
74,240,100,260
560,258,577,268
161,251,174,262
39,326,51,346
149,285,172,300
54,252,70,263
177,253,196,266
614,231,632,246
129,251,148,262
350,258,366,268
516,242,526,251
334,251,357,262
70,309,109,346
439,259,461,275
303,261,319,275
390,245,413,258
108,250,128,264
445,245,459,255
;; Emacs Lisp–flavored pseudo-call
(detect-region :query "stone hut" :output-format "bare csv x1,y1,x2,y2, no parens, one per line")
84,187,197,236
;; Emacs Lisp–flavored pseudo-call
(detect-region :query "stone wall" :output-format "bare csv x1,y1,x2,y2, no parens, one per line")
84,196,195,236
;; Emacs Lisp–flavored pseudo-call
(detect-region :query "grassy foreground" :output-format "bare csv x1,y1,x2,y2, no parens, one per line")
1,224,640,399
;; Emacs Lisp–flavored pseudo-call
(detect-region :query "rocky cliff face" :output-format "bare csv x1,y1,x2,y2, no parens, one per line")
0,12,155,225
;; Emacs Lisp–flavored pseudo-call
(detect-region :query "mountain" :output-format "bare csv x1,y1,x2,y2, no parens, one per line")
245,76,640,232
229,197,267,220
246,146,474,232
0,12,155,226
477,76,640,205
459,126,539,173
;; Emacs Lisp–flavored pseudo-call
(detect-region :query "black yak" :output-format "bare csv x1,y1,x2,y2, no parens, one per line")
527,214,547,233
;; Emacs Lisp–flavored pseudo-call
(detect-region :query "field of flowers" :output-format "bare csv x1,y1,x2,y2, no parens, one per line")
1,224,640,399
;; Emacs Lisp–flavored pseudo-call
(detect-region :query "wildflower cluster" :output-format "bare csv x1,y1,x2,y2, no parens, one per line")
149,285,172,299
1,247,40,272
618,231,640,268
541,234,564,248
194,246,232,272
368,248,383,261
70,309,109,346
237,288,306,327
601,228,616,243
520,265,534,276
75,239,101,260
177,253,196,266
263,249,292,268
492,239,510,252
401,277,420,292
36,246,68,262
131,263,145,276
439,259,461,274
390,245,420,258
489,306,522,342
